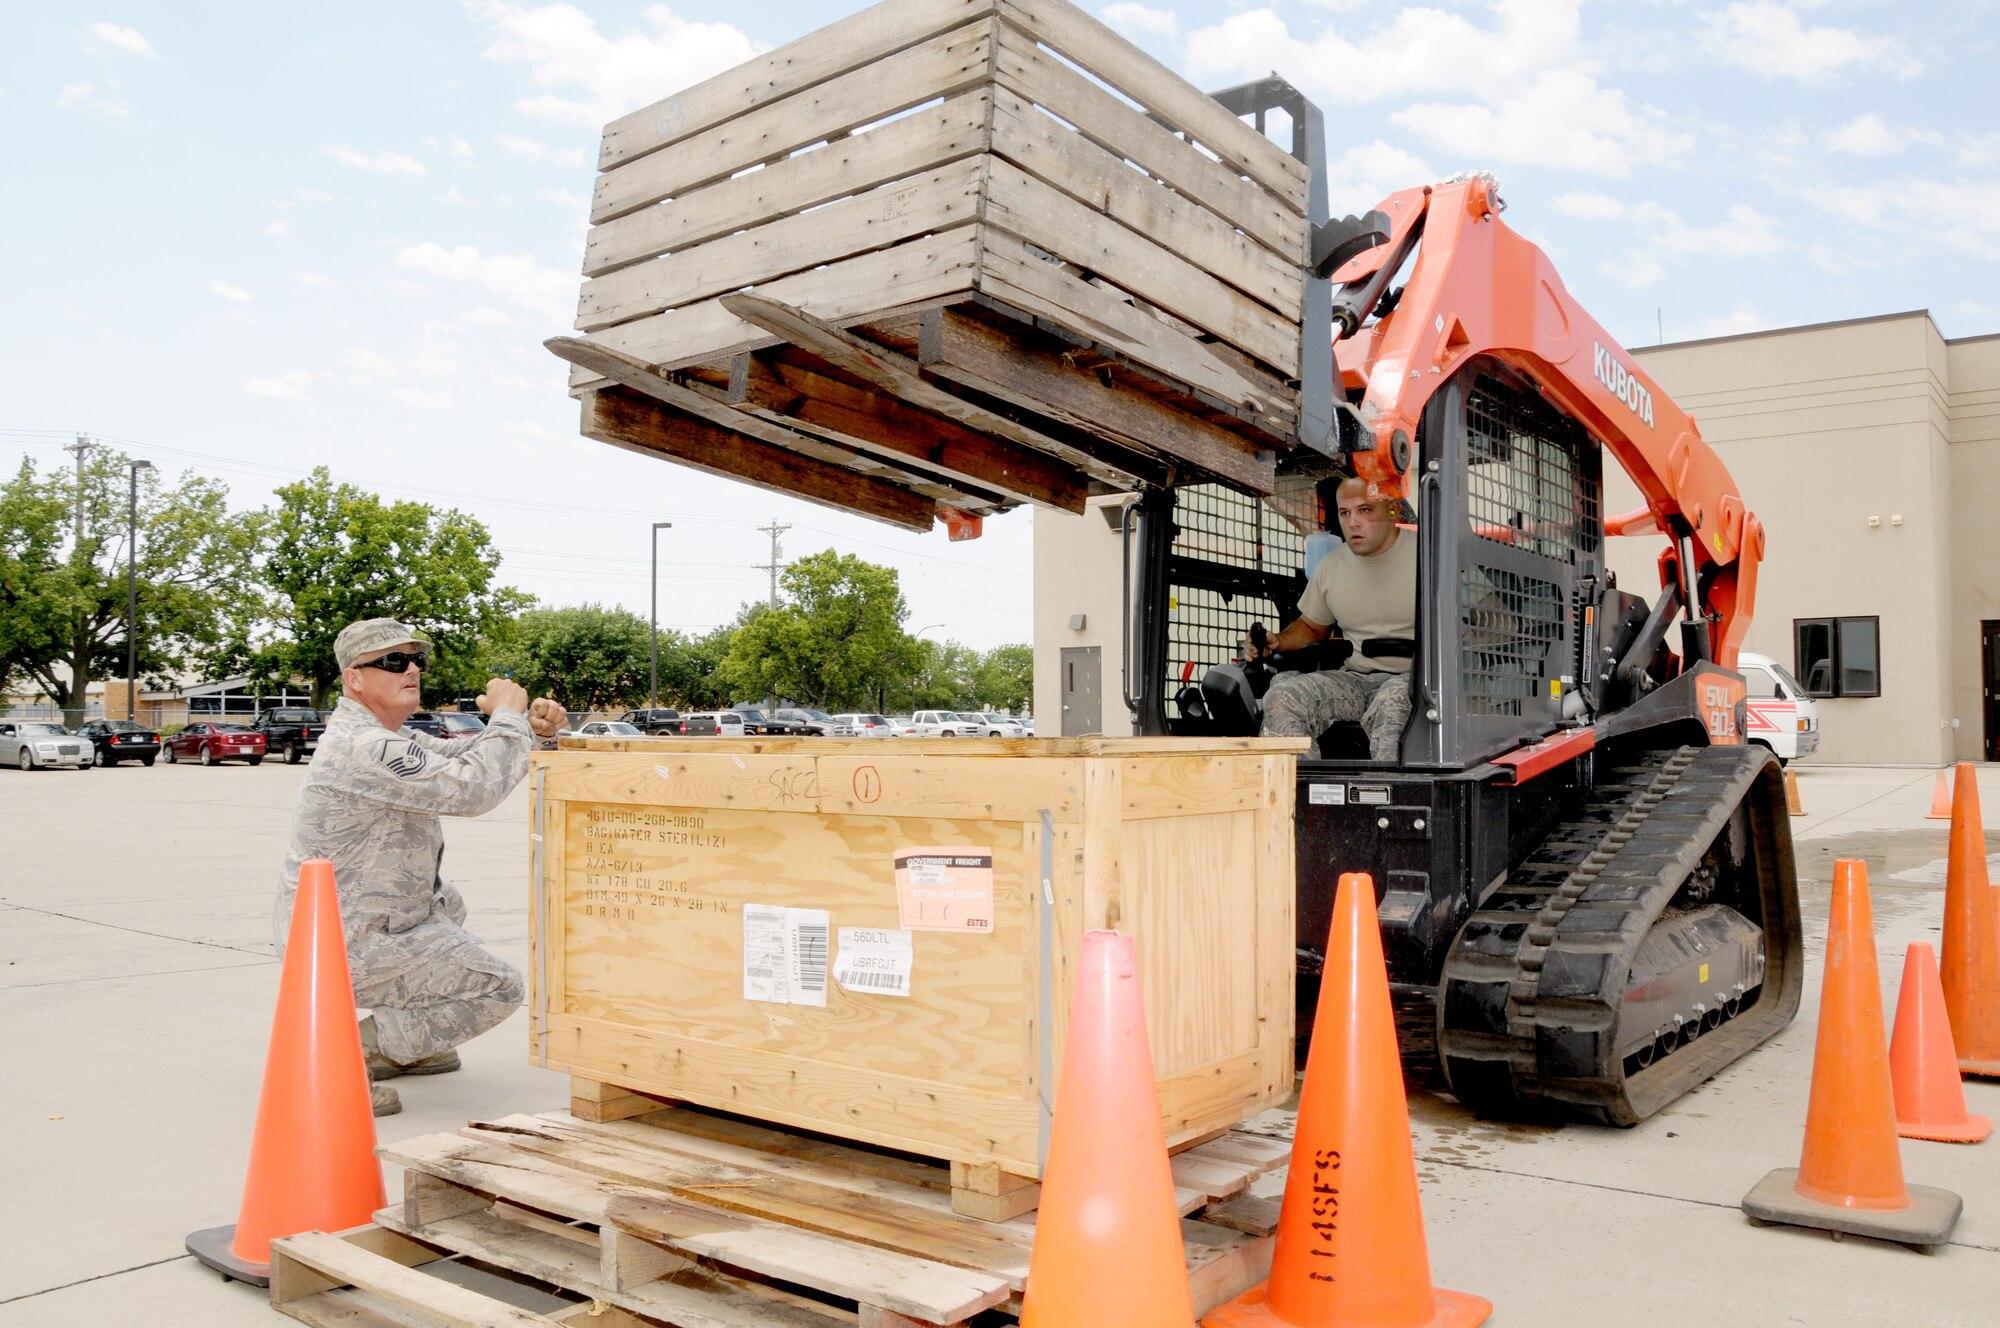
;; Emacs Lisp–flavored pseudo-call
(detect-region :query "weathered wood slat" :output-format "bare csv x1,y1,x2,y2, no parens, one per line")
568,227,982,384
918,308,1277,493
996,0,1305,204
981,146,1300,379
579,158,986,332
269,1229,558,1328
718,292,1164,492
557,340,1004,512
587,91,994,277
977,228,1296,430
989,24,1304,262
593,21,999,224
599,0,1001,171
731,349,1089,511
989,88,1301,322
579,387,939,532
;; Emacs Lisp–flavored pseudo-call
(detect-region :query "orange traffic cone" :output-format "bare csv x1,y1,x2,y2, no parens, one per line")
1018,930,1195,1328
1204,875,1489,1328
1890,943,1992,1144
1785,767,1805,817
1926,769,1953,819
186,859,385,1285
1938,763,2000,1076
1741,860,1959,1246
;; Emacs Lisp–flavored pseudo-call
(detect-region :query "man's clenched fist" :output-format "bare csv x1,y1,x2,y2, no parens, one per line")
477,679,529,715
527,697,566,738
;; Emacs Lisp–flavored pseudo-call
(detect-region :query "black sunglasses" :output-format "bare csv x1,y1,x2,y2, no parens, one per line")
357,650,429,674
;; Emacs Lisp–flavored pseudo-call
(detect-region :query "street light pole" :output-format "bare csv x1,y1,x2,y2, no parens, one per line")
649,521,674,707
911,622,946,710
126,460,153,721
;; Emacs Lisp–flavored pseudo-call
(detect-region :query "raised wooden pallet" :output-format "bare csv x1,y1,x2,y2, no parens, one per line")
273,1103,1288,1328
551,0,1314,532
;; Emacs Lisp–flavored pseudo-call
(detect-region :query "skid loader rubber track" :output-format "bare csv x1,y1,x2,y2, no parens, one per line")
1436,744,1804,1126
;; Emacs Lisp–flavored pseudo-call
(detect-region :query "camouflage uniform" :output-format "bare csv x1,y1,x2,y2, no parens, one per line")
274,697,531,1065
1263,670,1412,761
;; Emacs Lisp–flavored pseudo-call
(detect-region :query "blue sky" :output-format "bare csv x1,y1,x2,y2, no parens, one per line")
3,1,1994,654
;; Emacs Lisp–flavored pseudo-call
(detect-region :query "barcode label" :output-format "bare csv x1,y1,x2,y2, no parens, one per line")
743,905,830,1007
833,926,913,999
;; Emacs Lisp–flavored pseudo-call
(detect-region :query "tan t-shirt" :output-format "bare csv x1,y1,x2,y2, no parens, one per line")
1295,531,1418,674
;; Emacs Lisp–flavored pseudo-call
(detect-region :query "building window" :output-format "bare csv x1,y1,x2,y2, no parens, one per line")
1794,617,1880,698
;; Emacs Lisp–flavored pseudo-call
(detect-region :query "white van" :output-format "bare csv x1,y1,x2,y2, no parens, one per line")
1737,651,1820,764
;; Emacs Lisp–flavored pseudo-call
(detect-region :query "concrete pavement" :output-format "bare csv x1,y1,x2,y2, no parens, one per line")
3,758,1997,1325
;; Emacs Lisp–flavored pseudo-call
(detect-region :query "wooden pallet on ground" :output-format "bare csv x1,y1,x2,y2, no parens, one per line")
271,1102,1288,1328
550,0,1316,533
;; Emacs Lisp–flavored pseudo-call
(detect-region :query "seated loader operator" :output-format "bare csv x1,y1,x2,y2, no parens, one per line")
1246,475,1417,761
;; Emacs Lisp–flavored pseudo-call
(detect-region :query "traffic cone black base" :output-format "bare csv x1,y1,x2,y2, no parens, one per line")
1742,1169,1960,1251
185,1224,271,1287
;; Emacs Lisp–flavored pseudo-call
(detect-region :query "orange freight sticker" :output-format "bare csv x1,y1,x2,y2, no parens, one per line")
894,846,995,932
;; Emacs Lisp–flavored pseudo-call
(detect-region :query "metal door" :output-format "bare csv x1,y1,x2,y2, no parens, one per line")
1984,621,2000,761
1060,647,1102,736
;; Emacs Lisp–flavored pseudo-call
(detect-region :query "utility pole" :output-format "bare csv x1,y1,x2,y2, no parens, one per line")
62,435,94,728
649,521,673,707
755,521,791,608
127,460,154,720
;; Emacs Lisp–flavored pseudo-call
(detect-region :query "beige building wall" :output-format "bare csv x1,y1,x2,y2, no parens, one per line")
1033,495,1137,737
1946,333,2000,760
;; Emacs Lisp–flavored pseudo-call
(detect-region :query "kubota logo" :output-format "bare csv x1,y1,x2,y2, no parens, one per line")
1593,342,1655,429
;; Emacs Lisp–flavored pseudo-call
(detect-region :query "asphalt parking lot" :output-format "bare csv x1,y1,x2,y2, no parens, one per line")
3,758,1999,1326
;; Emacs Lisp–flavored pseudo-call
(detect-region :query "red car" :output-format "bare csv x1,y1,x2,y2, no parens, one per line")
163,722,268,766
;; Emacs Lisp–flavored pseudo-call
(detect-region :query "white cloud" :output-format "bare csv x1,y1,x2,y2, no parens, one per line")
495,133,588,168
394,241,573,321
1391,72,1689,178
1602,254,1665,289
208,279,252,302
1553,194,1785,258
1824,113,1943,157
535,186,590,210
1822,177,2000,260
263,219,290,237
295,186,333,203
55,80,129,116
389,387,456,411
1100,4,1178,41
439,186,472,205
242,370,323,402
462,305,521,326
1702,3,1921,84
1325,141,1433,217
424,133,475,157
471,1,763,127
295,270,339,288
1692,305,1774,339
326,144,427,175
90,22,157,57
1956,300,2000,325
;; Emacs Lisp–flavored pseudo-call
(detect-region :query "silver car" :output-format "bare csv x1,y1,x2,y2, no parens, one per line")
0,721,92,771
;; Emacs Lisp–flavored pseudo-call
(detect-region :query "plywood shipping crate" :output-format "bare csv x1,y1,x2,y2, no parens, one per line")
549,0,1313,532
528,737,1298,1214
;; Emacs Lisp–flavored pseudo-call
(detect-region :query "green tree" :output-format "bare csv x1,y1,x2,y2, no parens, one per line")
973,643,1033,711
496,604,652,711
254,468,529,707
0,450,264,723
909,638,981,710
718,551,921,709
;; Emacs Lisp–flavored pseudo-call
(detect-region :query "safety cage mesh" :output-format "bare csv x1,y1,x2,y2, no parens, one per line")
1163,484,1306,719
1459,565,1566,715
1465,374,1600,563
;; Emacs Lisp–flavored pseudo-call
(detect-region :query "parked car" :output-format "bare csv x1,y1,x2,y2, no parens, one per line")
252,706,325,764
0,721,92,770
729,706,789,735
883,715,921,737
681,711,749,736
1018,715,1036,736
575,720,645,737
162,722,267,766
976,712,1028,738
909,709,982,736
770,708,856,736
405,711,485,740
76,718,162,766
831,713,896,738
617,707,684,734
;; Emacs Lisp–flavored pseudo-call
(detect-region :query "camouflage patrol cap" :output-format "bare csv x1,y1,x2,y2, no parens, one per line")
334,617,432,669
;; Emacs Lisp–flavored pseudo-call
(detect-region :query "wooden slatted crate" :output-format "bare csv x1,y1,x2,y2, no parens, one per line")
549,0,1313,530
526,737,1299,1215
